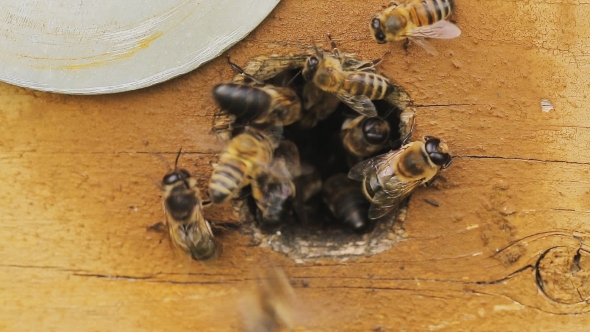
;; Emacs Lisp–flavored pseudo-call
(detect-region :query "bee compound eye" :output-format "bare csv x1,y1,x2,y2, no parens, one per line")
424,137,442,154
163,173,179,185
429,152,450,167
371,17,381,29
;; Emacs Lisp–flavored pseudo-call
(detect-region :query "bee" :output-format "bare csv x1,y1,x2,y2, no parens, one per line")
302,35,394,117
341,115,391,157
240,267,297,332
208,127,279,204
348,135,452,219
161,149,216,260
299,81,341,128
369,0,461,55
210,111,237,142
212,58,302,127
323,173,371,232
251,140,300,225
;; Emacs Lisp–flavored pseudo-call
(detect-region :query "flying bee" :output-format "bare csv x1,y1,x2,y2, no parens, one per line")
212,58,302,127
370,0,461,55
348,135,452,219
323,173,371,232
161,149,216,261
299,81,341,128
302,35,394,117
251,140,300,226
341,115,391,157
208,127,279,204
240,267,297,332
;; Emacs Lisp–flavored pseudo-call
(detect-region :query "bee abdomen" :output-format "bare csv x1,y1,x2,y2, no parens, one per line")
212,84,271,121
410,0,454,26
209,161,246,203
188,237,217,260
345,73,393,100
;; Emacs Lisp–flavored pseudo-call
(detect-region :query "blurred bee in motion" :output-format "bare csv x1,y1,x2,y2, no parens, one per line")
302,35,394,117
210,111,237,142
299,81,341,129
212,58,302,127
161,149,217,261
369,0,461,55
251,141,300,226
348,134,452,220
341,115,391,158
208,127,279,204
240,267,297,332
323,173,371,232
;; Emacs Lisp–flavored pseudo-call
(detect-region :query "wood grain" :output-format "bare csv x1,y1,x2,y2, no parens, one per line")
1,0,590,331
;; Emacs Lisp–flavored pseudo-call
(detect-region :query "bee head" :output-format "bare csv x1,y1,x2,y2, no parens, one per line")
302,55,320,81
361,117,390,145
370,16,387,44
424,137,452,169
162,169,191,186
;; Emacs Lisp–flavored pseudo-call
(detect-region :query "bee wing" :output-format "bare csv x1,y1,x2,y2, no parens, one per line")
337,92,378,117
407,20,462,40
348,149,405,181
407,37,439,56
368,179,422,219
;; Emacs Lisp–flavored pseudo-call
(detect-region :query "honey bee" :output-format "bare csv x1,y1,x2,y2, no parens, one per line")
240,267,297,332
251,140,300,225
299,81,341,128
302,35,394,117
348,135,452,219
341,115,391,157
208,127,279,204
370,0,461,55
212,59,302,127
210,111,236,142
323,173,371,232
161,149,216,260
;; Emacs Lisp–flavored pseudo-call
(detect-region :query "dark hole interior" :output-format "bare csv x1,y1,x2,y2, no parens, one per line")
234,66,407,240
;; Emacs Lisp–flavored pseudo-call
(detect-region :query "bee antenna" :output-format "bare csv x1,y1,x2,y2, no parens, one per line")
401,116,416,145
227,56,245,75
227,56,264,85
174,147,183,169
379,107,395,120
286,69,302,87
150,151,172,172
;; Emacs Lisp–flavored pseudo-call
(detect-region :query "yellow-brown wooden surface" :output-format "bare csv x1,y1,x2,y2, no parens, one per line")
1,0,590,331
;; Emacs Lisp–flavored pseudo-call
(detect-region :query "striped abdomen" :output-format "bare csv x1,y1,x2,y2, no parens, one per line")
212,83,270,122
343,72,393,100
407,0,455,27
209,157,248,204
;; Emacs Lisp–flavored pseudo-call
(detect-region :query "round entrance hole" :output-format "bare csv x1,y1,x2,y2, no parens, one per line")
221,53,414,262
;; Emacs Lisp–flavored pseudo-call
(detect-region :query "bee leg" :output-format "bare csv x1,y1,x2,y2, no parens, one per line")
388,2,398,7
146,221,167,233
327,33,340,58
233,186,252,201
370,49,391,68
403,38,410,55
210,221,244,234
202,200,212,207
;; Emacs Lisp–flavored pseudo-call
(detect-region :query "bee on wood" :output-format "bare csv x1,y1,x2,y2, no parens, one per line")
240,268,297,332
341,115,391,158
161,149,216,260
323,173,371,232
370,0,461,55
208,127,280,204
348,134,452,220
212,58,302,127
251,140,301,226
302,35,394,118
